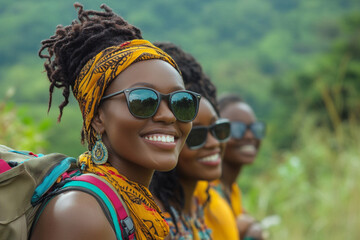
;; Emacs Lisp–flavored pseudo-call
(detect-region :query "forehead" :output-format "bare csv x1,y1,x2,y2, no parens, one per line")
220,102,256,123
193,98,218,125
105,59,184,94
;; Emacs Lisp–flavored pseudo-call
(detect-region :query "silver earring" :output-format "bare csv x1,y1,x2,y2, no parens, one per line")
91,133,108,165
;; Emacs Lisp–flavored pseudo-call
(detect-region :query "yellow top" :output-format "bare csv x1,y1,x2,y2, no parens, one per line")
194,181,240,239
229,181,243,217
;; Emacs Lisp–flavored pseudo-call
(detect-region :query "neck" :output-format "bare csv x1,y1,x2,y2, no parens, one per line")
108,154,153,187
221,161,243,191
179,178,198,216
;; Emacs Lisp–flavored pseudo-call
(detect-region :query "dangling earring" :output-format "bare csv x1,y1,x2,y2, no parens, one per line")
91,133,108,165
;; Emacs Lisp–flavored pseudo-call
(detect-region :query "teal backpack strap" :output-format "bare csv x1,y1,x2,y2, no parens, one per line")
69,174,135,240
62,181,124,240
31,180,124,240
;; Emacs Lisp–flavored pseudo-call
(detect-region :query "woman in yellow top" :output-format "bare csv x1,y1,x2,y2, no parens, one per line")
215,94,267,240
30,4,201,240
150,42,237,239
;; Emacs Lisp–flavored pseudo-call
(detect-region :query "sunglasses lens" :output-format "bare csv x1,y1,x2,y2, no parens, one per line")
186,127,208,149
251,122,266,139
231,122,247,139
213,122,231,142
128,89,158,118
171,92,197,122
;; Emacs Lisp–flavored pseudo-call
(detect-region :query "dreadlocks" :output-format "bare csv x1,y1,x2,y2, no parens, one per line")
38,3,142,146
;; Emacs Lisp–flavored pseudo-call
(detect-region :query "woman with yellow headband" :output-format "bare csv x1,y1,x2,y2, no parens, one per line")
31,4,200,240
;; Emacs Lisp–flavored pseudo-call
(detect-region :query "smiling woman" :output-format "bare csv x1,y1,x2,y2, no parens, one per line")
216,94,267,240
29,3,199,240
150,42,239,240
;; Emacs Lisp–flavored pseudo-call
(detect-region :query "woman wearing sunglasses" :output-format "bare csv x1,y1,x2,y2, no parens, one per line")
215,94,267,240
150,43,239,240
30,4,200,240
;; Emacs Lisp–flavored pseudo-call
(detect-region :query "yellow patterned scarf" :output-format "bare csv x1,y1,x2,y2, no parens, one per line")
72,39,180,146
78,152,169,239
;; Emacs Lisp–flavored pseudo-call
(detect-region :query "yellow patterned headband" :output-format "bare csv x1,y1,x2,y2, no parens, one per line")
72,39,181,144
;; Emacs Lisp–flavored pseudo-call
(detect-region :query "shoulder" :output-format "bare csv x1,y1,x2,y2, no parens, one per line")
30,190,116,240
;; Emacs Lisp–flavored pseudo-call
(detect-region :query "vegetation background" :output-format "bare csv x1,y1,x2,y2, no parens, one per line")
0,0,359,239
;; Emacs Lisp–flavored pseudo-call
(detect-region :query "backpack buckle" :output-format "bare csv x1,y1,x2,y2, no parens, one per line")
121,216,135,239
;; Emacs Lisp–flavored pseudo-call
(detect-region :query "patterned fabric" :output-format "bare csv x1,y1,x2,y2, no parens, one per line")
72,39,181,145
78,152,169,240
163,198,212,240
212,179,243,217
194,181,240,239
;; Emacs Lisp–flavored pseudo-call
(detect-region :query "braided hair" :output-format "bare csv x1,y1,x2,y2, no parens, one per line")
150,42,217,232
38,3,142,147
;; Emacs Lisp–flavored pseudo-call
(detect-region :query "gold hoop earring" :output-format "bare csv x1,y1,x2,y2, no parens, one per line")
91,133,108,165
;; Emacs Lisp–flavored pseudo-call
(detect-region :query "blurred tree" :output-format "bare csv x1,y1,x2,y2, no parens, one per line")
271,11,360,148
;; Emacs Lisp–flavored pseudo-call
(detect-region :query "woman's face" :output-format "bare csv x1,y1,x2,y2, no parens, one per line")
177,98,224,181
220,102,261,165
96,60,191,173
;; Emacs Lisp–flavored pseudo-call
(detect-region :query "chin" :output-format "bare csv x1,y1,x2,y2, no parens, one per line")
239,156,256,165
152,157,178,172
199,171,222,181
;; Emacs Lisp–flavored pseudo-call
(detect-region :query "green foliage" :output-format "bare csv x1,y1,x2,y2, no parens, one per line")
0,90,51,152
242,117,360,239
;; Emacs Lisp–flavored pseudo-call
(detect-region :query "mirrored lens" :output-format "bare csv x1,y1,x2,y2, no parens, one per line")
251,122,266,139
230,122,247,139
212,122,231,141
186,127,208,149
128,89,158,118
171,92,197,122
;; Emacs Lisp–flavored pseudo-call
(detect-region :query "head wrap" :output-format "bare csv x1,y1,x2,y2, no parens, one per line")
72,39,181,146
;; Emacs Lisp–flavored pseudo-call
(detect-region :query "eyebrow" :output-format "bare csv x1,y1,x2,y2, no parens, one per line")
193,116,218,126
128,82,184,92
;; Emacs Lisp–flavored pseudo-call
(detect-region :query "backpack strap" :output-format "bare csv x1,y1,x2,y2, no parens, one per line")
64,174,135,240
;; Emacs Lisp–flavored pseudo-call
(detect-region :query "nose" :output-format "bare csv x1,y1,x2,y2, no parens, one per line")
243,127,255,139
152,99,176,124
203,131,220,149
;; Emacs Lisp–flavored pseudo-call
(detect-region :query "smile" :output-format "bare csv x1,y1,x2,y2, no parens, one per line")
144,134,175,143
198,153,220,163
239,144,257,154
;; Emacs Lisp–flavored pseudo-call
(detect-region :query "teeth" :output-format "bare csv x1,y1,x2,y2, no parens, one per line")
144,134,175,143
240,145,256,154
199,154,220,163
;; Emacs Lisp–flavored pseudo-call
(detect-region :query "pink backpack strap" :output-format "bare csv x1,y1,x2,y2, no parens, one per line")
0,159,11,174
72,174,135,240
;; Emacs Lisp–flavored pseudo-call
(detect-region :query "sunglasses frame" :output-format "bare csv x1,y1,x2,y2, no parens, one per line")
230,121,266,140
101,87,201,122
186,118,231,150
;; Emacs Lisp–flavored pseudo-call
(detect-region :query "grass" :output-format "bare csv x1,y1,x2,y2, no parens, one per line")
242,118,360,239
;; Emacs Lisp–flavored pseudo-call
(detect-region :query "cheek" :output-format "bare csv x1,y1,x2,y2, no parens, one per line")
177,147,198,175
102,105,140,150
223,141,239,160
178,122,192,147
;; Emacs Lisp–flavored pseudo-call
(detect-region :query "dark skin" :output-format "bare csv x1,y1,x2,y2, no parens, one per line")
155,98,223,240
220,101,265,240
177,98,224,215
31,60,191,240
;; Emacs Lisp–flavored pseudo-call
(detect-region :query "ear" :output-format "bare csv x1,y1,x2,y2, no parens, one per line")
91,108,106,135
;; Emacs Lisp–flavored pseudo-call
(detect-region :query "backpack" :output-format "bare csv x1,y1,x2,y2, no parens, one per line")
0,145,135,240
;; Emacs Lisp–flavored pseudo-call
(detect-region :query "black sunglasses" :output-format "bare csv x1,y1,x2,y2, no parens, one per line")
186,119,231,150
230,121,266,139
101,87,201,122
